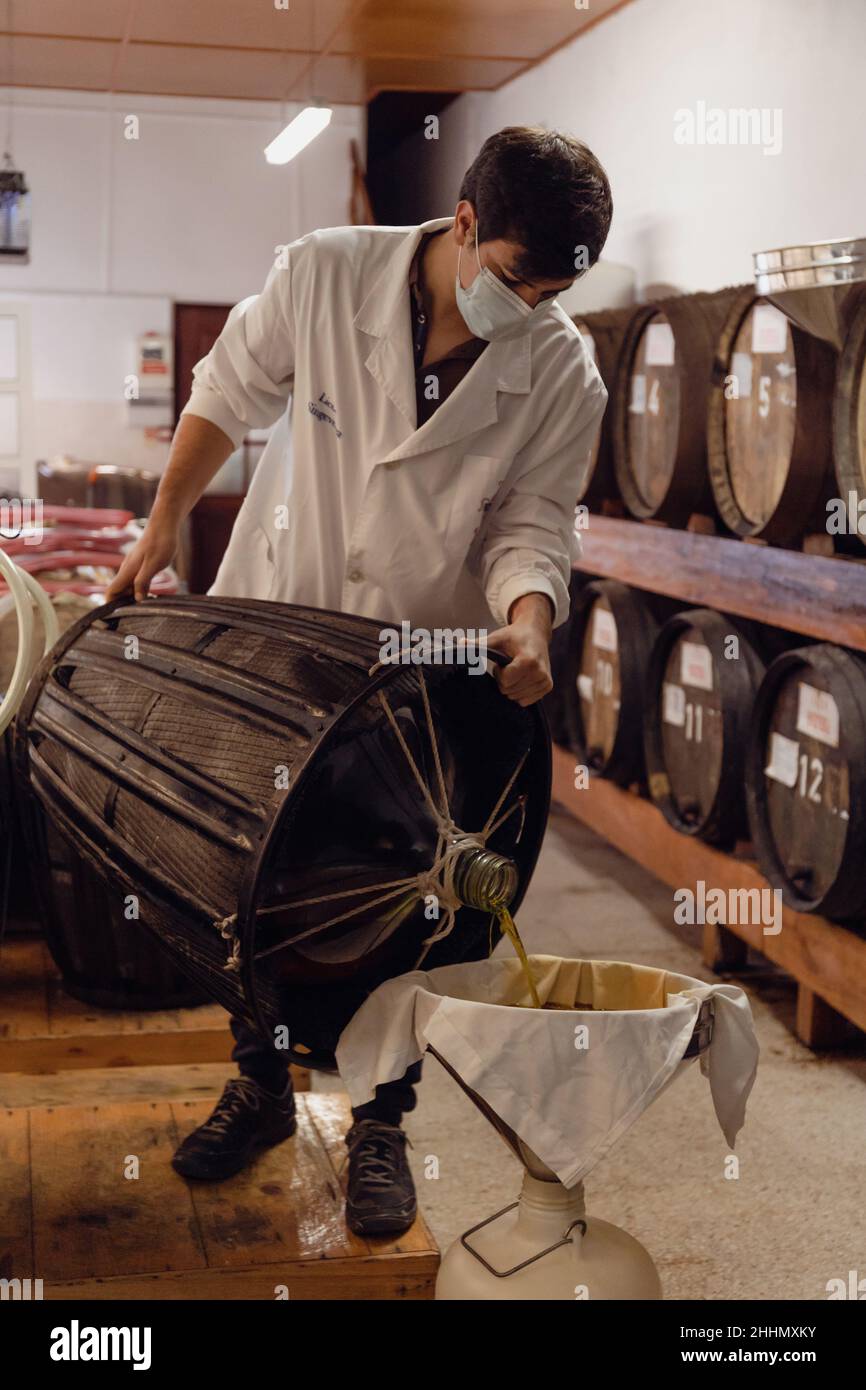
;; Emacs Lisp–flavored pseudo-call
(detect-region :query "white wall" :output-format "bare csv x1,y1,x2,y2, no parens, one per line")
424,0,866,302
0,88,363,491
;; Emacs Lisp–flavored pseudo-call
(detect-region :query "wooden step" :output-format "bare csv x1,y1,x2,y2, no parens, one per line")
0,937,309,1090
0,1092,438,1300
0,1060,237,1110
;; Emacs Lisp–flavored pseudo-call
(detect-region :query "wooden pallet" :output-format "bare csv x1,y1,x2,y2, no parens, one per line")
551,745,866,1047
0,937,309,1090
0,1092,438,1300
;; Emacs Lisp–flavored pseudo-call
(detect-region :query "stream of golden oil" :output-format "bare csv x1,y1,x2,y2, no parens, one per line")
495,905,542,1008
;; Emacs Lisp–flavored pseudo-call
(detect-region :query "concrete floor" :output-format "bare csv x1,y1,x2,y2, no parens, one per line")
317,806,866,1300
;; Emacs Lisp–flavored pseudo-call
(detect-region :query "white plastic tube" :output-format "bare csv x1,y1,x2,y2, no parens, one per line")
0,550,60,735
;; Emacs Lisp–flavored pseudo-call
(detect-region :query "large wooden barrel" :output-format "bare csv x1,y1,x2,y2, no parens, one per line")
573,307,634,508
644,608,765,846
707,295,837,541
14,596,550,1068
613,287,752,525
563,580,659,784
833,289,866,540
745,644,866,919
38,813,206,1008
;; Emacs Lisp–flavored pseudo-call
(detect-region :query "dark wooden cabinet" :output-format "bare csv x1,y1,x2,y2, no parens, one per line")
174,302,246,593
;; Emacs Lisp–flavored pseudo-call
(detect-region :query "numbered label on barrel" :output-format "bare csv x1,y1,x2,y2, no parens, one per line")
660,629,723,826
763,672,849,901
626,312,680,513
725,300,797,529
577,594,622,769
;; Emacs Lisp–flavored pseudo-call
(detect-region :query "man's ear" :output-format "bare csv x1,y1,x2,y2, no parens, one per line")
454,200,476,246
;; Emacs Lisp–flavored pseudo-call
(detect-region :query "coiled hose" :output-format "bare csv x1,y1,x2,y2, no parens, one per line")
0,548,60,736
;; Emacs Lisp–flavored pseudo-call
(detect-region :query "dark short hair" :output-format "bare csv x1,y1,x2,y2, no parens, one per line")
458,126,612,282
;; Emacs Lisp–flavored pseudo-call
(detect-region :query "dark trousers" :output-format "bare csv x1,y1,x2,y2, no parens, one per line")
230,1016,423,1126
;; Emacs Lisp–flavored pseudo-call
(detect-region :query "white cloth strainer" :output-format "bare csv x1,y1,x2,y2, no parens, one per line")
335,955,759,1188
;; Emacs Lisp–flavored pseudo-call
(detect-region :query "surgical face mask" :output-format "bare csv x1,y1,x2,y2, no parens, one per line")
455,224,554,341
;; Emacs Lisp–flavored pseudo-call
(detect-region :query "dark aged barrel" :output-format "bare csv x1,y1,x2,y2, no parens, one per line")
833,290,866,542
563,580,659,784
707,295,837,541
38,815,205,1007
745,644,866,919
573,306,635,508
644,608,765,846
614,286,752,525
14,596,550,1068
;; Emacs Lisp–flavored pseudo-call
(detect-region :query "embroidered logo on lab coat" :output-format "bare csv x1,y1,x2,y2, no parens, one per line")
308,391,343,438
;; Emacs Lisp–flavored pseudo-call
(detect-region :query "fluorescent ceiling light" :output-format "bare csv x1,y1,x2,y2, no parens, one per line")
265,106,333,165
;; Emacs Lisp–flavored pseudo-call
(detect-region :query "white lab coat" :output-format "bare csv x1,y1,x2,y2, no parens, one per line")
183,217,606,630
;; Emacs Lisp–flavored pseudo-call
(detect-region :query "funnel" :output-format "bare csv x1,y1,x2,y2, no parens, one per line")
336,954,758,1300
753,237,866,349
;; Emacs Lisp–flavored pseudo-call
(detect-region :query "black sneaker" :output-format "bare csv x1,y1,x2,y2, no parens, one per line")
172,1077,296,1181
345,1119,417,1237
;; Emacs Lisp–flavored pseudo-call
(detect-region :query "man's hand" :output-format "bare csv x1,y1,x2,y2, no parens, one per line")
105,515,179,602
105,414,236,602
487,592,554,707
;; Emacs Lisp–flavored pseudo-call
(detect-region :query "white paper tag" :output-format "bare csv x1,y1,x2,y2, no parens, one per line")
581,331,596,362
764,731,799,788
680,640,714,691
577,673,594,702
629,373,646,414
662,682,685,727
731,350,753,399
796,683,839,747
645,321,675,366
751,303,789,355
592,606,618,652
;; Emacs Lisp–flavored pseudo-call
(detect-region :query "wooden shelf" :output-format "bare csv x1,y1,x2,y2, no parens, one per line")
574,515,866,651
551,745,866,1043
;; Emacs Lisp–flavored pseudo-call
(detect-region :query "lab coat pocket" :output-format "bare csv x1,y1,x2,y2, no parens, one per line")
443,454,510,561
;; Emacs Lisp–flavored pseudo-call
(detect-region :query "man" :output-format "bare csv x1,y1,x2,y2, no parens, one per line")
107,126,612,1236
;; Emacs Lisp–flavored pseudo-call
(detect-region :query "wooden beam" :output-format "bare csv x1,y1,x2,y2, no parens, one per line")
551,745,866,1037
574,515,866,652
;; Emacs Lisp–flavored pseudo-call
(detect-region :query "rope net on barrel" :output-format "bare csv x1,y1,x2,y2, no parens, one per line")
236,666,529,972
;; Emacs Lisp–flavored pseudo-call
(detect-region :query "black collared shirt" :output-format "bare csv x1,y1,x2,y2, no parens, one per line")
408,232,488,428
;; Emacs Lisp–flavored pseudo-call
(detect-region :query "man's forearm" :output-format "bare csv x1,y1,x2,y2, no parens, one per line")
507,590,554,637
150,413,236,526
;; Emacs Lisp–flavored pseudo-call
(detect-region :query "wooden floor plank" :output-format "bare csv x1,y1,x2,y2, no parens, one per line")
0,1107,34,1280
0,939,50,1041
305,1091,439,1258
16,1094,438,1298
0,1060,237,1110
30,1102,207,1282
45,1252,439,1300
176,1094,359,1270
